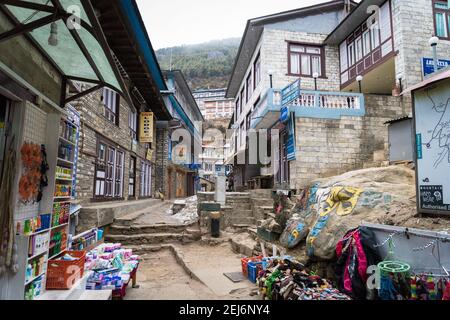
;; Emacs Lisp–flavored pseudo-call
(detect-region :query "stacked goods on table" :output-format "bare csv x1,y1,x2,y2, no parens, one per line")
84,243,140,295
256,258,352,300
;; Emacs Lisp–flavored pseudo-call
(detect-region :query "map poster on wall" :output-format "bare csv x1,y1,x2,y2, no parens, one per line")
413,79,450,215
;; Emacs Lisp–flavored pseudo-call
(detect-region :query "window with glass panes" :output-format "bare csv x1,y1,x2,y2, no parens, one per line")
288,43,324,77
246,72,253,103
129,111,137,140
102,88,119,125
94,138,124,199
140,161,152,198
433,1,450,39
254,52,261,89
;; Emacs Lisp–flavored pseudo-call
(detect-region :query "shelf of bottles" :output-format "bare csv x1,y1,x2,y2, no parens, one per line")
49,106,80,262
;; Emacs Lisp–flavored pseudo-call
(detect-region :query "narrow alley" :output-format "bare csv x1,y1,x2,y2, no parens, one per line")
1,0,450,309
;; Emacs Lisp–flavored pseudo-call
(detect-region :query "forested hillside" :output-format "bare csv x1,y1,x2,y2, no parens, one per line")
156,38,240,90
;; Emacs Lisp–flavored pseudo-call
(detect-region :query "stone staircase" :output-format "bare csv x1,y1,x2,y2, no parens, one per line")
105,200,201,246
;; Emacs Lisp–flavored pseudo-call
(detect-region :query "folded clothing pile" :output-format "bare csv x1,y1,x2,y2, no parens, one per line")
257,258,351,300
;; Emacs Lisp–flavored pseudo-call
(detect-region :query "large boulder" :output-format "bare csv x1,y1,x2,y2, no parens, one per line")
282,165,417,260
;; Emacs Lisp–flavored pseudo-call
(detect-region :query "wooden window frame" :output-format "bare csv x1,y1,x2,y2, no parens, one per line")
129,156,136,198
287,42,326,78
93,136,124,200
102,88,120,126
246,72,253,103
433,0,450,40
254,52,261,90
129,110,138,141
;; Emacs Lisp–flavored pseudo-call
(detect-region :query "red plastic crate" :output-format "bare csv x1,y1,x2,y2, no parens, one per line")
241,255,263,278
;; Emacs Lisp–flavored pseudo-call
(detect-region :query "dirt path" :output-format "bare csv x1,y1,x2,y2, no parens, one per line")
125,243,259,300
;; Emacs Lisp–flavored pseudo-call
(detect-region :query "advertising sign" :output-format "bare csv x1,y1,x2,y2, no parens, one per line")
422,58,450,78
281,79,301,106
286,113,296,161
139,112,154,143
280,106,289,123
413,80,450,214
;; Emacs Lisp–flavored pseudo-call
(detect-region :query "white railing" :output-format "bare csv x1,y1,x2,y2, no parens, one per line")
290,90,363,110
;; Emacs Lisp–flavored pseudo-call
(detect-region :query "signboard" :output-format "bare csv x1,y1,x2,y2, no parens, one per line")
422,58,450,78
215,164,226,176
280,106,289,123
413,80,450,214
286,113,296,161
139,112,154,143
281,79,301,106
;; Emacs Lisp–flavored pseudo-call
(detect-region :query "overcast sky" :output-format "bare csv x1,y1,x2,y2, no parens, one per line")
136,0,330,49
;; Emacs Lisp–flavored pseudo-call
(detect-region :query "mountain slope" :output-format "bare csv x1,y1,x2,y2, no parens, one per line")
156,38,240,90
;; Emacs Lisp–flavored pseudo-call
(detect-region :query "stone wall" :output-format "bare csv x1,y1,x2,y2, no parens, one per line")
290,95,412,189
393,0,450,90
262,28,342,93
73,88,156,204
155,127,169,196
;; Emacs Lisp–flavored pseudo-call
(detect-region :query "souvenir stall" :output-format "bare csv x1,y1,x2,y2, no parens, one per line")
333,223,450,300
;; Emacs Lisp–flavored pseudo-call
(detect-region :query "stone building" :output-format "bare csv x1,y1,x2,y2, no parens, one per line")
74,1,174,230
193,88,235,120
158,70,204,199
225,0,432,190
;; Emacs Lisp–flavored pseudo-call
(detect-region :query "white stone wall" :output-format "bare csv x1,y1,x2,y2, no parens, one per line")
289,94,412,189
261,28,341,93
392,0,450,89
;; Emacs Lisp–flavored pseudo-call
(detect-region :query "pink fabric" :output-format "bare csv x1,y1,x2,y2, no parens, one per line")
353,232,368,282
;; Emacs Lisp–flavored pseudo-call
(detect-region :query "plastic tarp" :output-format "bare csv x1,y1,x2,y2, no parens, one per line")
5,0,121,91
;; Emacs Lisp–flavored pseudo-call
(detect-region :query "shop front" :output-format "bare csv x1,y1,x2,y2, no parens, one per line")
0,0,126,300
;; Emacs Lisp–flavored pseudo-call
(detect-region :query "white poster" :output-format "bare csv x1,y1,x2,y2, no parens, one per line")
414,79,450,214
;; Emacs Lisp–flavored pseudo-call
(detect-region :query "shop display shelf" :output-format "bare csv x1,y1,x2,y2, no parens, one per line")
59,136,76,146
51,223,69,231
26,228,50,237
54,196,72,200
55,177,73,182
28,250,48,262
57,158,74,166
25,272,45,286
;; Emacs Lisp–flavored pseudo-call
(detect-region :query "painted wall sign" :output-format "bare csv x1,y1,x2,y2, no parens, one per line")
281,79,301,106
413,79,450,214
422,58,450,78
139,112,154,143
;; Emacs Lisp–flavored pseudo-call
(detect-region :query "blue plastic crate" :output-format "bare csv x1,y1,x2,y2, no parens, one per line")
247,261,263,283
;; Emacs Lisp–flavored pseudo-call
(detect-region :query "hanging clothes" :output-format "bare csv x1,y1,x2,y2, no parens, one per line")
0,136,18,275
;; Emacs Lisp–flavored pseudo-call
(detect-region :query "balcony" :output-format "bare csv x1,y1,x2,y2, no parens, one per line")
250,89,282,129
251,89,365,129
290,90,365,119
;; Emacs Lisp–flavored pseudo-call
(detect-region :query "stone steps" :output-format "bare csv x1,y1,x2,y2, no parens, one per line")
77,198,164,232
108,221,198,235
113,201,171,226
105,231,200,246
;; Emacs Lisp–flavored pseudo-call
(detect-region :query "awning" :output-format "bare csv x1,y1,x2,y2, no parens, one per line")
0,0,127,105
401,68,450,95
